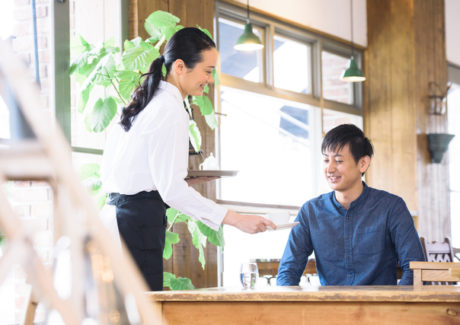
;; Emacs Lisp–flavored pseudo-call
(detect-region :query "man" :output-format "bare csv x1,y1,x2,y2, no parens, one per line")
277,124,425,286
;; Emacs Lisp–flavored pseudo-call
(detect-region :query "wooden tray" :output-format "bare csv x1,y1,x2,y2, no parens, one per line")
187,170,238,178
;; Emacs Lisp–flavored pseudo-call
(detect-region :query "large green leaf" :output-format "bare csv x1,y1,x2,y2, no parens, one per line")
92,55,116,87
116,70,140,102
84,97,117,132
166,208,190,225
69,49,101,79
144,11,180,40
122,40,159,73
79,163,100,180
196,25,213,40
170,276,195,290
187,221,207,269
82,177,102,194
193,95,214,115
197,221,225,247
163,272,175,287
189,120,201,153
204,111,218,130
163,230,180,260
78,82,93,113
163,272,195,290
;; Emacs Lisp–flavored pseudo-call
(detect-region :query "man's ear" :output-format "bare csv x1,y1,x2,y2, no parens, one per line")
359,155,371,174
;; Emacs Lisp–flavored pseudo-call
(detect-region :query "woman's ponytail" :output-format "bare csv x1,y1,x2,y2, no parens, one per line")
119,55,165,131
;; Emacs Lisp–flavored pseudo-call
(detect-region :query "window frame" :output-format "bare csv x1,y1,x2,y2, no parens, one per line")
52,0,128,158
214,0,364,210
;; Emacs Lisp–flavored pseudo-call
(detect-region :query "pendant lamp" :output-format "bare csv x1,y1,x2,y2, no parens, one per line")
342,0,365,82
234,0,263,51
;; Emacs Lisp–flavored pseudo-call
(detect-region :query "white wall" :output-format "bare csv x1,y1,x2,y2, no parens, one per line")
446,0,460,66
234,0,367,47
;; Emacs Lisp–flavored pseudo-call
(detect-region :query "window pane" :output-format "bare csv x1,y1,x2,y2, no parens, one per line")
218,18,264,83
218,86,317,206
323,108,363,134
322,51,354,105
274,34,311,94
70,0,118,149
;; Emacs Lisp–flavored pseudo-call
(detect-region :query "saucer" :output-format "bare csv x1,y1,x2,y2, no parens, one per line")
267,222,299,231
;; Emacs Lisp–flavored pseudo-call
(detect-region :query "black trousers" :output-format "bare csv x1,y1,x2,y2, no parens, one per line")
108,191,166,291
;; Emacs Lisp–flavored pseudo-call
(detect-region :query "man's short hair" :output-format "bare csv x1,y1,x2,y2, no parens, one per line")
321,124,374,163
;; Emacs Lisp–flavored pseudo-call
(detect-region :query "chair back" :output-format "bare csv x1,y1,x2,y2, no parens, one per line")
419,237,456,285
420,237,454,262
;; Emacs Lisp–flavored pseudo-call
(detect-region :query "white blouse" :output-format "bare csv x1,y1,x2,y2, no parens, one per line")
101,81,227,230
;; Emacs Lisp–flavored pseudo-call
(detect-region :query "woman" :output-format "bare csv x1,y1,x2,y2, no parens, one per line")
101,27,275,291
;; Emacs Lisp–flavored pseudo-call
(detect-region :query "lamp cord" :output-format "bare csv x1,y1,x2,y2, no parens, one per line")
246,0,250,22
350,0,354,58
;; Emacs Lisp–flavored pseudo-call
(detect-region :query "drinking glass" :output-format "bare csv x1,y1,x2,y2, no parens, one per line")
240,262,258,289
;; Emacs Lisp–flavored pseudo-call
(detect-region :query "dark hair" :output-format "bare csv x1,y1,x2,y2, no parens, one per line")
119,27,216,131
321,124,374,163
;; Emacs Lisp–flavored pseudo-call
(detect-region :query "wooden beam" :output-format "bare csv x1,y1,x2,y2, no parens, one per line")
365,0,449,241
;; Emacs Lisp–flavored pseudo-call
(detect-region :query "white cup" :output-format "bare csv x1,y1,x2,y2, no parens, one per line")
266,212,291,225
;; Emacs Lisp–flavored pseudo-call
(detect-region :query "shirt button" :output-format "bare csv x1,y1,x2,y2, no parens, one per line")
348,274,352,277
346,255,350,259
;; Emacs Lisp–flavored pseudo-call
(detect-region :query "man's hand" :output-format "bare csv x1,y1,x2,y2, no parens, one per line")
222,210,276,233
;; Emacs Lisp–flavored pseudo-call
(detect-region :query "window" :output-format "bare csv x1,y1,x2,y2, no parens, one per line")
274,34,312,94
215,1,363,287
322,50,354,105
448,64,460,248
69,0,121,152
219,86,319,206
218,17,264,83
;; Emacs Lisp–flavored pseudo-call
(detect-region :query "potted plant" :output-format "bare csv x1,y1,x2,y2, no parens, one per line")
70,10,223,290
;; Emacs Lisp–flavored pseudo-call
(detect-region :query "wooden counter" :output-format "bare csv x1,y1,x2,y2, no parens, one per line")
147,285,460,324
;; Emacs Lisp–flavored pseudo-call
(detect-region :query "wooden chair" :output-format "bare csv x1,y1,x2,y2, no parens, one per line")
255,258,317,285
412,237,459,286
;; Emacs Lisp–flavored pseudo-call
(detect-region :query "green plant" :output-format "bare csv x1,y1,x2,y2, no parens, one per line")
71,10,224,290
69,10,218,152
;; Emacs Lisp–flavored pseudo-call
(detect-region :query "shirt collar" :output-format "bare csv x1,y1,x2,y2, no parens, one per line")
159,80,183,103
331,181,369,211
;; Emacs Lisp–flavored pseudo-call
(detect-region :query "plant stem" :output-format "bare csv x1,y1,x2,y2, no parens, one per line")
167,213,180,232
111,77,127,106
154,34,166,51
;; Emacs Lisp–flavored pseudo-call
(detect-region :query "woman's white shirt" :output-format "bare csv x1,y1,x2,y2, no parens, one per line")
101,81,227,230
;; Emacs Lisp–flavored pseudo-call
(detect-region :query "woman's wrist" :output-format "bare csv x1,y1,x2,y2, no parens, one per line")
222,209,239,227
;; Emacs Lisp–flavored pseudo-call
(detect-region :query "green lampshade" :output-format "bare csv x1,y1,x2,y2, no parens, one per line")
234,23,263,51
341,56,365,82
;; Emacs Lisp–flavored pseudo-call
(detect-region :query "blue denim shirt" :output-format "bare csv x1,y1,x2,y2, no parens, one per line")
277,183,425,286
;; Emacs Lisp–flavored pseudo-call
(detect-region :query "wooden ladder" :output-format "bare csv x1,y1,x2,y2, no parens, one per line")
0,40,164,324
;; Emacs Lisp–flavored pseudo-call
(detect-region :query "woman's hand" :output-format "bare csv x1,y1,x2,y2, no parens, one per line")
222,210,276,234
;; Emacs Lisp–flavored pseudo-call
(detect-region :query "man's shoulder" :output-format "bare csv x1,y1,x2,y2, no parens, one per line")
368,186,402,200
301,192,332,210
366,186,405,205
